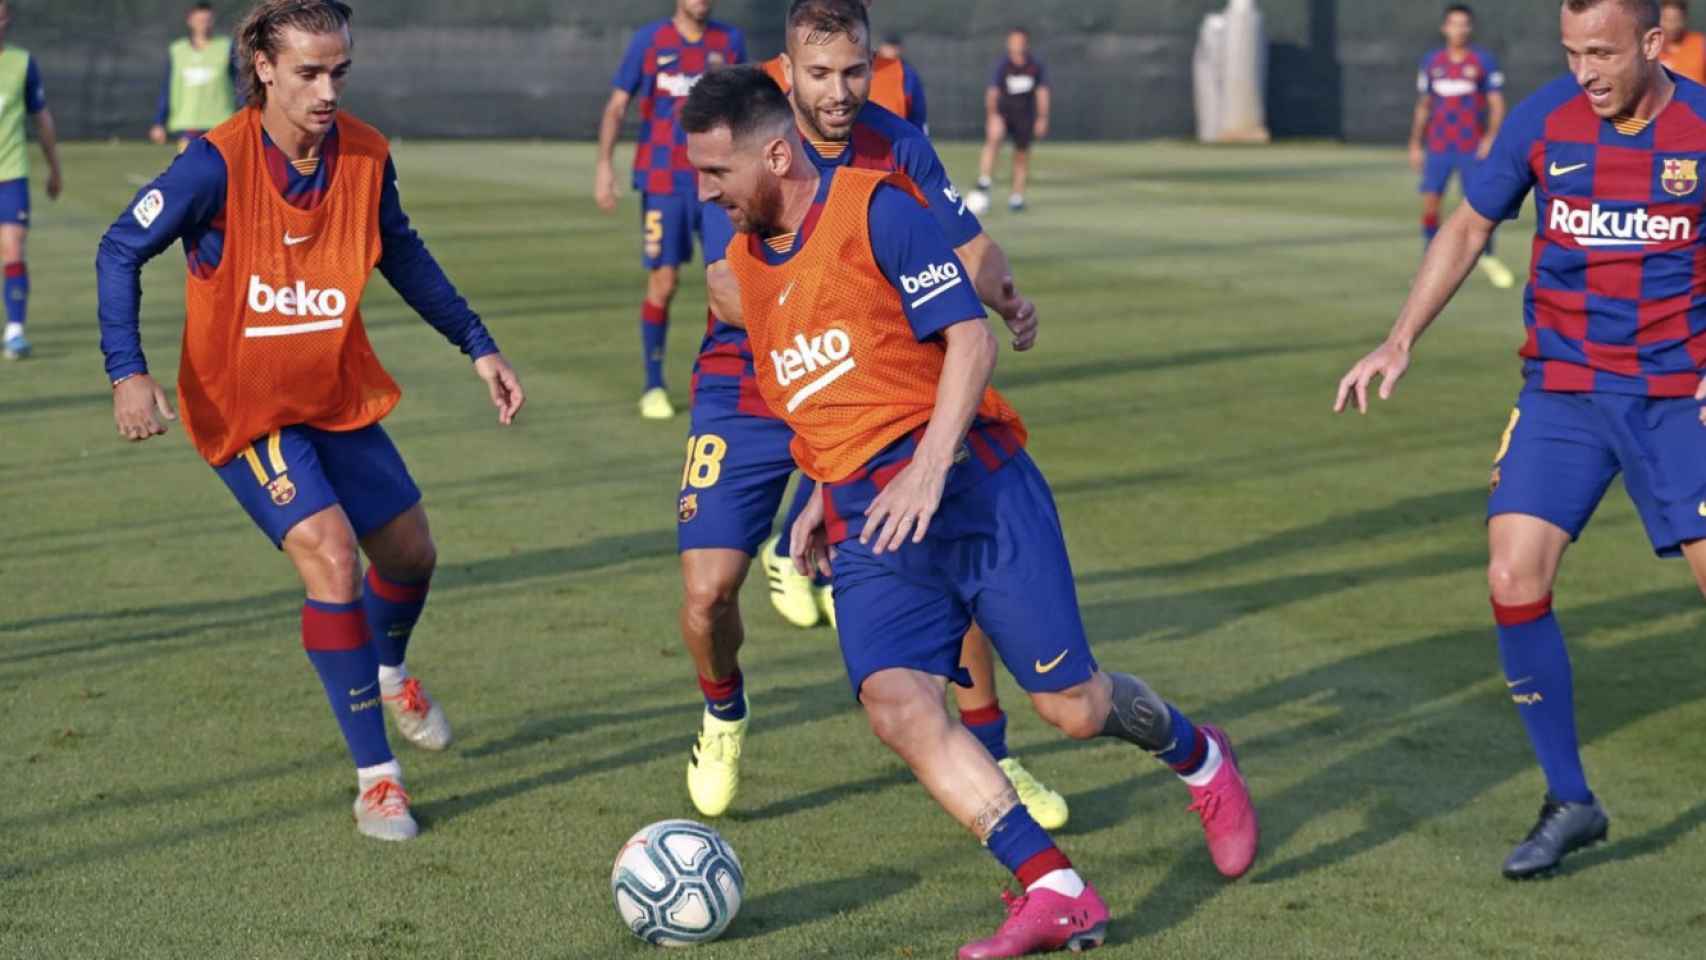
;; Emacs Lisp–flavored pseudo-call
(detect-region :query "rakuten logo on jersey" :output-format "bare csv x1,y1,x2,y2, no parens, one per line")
899,261,964,308
1548,198,1694,248
770,329,856,413
243,275,350,338
658,72,702,98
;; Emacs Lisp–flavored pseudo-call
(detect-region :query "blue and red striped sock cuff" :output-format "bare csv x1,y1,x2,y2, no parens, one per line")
1492,594,1553,627
302,599,369,651
642,301,668,326
1014,848,1074,888
698,670,744,703
959,703,1004,728
5,263,25,279
365,567,430,604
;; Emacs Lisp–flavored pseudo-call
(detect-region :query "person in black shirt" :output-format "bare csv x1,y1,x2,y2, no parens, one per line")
973,27,1050,213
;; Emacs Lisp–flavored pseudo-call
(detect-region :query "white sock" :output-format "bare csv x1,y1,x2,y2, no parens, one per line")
1027,868,1085,898
1009,193,1024,205
357,759,403,788
378,663,408,694
1181,736,1223,789
976,176,992,190
3,321,21,341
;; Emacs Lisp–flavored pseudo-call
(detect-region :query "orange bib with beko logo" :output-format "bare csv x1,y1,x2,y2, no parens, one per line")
726,167,1025,483
179,107,398,466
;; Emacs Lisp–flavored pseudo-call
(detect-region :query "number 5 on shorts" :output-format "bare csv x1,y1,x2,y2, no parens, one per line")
682,434,728,490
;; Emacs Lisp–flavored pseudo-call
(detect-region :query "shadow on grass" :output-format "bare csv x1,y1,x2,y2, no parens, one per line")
1572,798,1706,873
723,868,921,943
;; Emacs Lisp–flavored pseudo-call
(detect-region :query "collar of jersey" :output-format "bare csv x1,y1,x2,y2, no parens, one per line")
753,170,834,266
259,122,340,209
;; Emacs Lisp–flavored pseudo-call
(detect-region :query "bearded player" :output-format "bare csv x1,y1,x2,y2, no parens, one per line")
96,0,524,841
680,0,1064,829
685,65,1259,958
1339,0,1706,879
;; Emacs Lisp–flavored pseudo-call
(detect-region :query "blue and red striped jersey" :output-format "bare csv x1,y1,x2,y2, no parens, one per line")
612,18,746,196
1418,45,1504,154
1466,72,1706,396
692,102,980,419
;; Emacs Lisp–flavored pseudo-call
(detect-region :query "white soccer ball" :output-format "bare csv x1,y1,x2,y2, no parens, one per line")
965,189,991,216
611,819,745,947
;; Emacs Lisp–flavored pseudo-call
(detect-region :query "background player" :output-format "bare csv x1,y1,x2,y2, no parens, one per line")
1660,0,1706,81
0,0,61,361
595,0,745,421
681,0,1062,828
1336,0,1700,881
971,27,1048,214
757,0,927,128
683,67,1259,956
96,0,525,842
1408,4,1514,289
150,1,238,152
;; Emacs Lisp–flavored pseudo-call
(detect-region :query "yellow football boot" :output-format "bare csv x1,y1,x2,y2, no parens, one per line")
639,387,676,420
1478,255,1516,290
1000,757,1070,830
760,535,820,628
687,698,749,817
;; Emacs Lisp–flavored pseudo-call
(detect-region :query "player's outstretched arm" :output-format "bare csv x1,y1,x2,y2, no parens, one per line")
955,234,1036,351
863,319,997,554
1334,202,1497,414
595,89,631,213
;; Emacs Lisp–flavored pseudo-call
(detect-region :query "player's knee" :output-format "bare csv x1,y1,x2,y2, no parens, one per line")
862,684,947,753
1487,559,1547,605
303,544,363,601
647,268,680,304
682,570,741,623
1032,685,1104,741
386,535,437,584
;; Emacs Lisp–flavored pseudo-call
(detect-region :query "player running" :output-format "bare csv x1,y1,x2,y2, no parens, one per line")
685,66,1259,957
1660,0,1706,81
150,2,238,153
1409,4,1515,289
1337,0,1701,880
971,28,1049,215
96,0,524,842
0,0,62,361
681,0,1063,829
596,0,746,421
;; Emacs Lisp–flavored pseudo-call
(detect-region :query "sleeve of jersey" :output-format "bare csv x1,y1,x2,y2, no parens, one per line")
1035,59,1048,87
894,137,982,248
905,63,928,129
1464,101,1540,222
24,57,45,114
156,59,172,126
96,141,229,380
868,185,986,342
730,27,748,65
612,29,649,94
701,202,736,266
376,157,499,361
1484,51,1506,92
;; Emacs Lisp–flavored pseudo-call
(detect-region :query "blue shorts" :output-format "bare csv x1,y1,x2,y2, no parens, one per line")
676,401,797,555
1420,150,1476,195
0,178,30,226
213,424,422,548
642,192,703,270
831,451,1099,701
1488,388,1706,557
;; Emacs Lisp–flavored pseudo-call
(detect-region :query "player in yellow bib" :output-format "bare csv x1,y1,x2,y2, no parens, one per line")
0,0,62,361
150,2,238,153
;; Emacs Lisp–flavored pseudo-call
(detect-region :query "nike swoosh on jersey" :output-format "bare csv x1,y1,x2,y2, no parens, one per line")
1034,650,1069,674
349,682,378,697
1549,162,1588,176
284,232,314,246
778,281,796,306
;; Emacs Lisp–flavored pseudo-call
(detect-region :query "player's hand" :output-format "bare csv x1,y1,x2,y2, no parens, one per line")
474,352,525,425
1477,136,1494,160
1408,142,1425,175
594,163,619,213
149,125,168,146
1693,377,1706,425
1334,341,1412,415
789,484,834,578
45,168,61,201
861,457,948,555
112,373,177,442
1034,116,1049,140
992,275,1038,351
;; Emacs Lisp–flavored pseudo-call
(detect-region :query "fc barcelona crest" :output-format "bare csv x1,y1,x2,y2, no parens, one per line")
708,51,726,67
678,493,699,523
267,473,298,507
1663,157,1700,197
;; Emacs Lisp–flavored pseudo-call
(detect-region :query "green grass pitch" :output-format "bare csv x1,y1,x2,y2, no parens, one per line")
3,141,1705,958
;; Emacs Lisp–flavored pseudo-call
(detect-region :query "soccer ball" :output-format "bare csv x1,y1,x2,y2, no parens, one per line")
611,819,745,946
965,189,992,216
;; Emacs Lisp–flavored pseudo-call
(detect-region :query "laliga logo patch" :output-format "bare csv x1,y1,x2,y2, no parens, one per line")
1663,158,1699,198
678,493,699,523
267,473,298,507
132,189,165,229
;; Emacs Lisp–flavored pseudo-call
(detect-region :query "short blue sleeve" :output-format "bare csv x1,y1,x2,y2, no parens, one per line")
24,56,45,114
867,184,985,342
891,135,982,249
903,61,928,129
1465,98,1540,221
729,27,748,65
612,27,651,94
1481,49,1506,92
701,201,736,266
